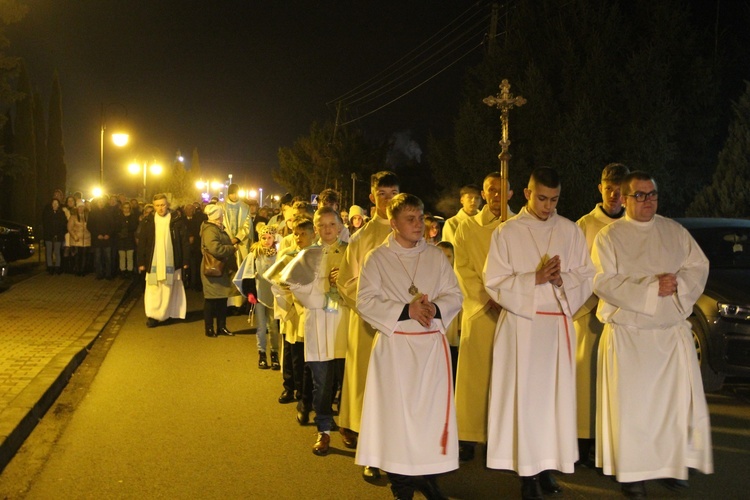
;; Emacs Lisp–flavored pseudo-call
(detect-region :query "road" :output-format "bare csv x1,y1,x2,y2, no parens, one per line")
0,287,749,499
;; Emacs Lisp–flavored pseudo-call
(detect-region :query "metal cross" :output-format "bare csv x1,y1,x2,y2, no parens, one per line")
484,79,526,221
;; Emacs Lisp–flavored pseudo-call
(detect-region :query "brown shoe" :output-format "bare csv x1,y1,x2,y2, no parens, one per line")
313,432,330,456
339,427,358,449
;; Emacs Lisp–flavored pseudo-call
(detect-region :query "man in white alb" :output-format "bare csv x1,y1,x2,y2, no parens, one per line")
484,167,594,500
592,171,712,498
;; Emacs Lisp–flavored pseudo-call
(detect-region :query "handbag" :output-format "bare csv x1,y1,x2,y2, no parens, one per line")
202,250,225,277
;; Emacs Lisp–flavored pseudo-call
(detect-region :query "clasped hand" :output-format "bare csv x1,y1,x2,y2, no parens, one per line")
536,255,562,287
409,294,436,328
657,273,678,296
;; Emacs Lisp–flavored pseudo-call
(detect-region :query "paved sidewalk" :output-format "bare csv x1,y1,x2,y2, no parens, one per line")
0,272,132,472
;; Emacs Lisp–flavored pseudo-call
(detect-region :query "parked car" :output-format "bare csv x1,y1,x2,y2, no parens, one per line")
0,219,36,263
676,218,750,392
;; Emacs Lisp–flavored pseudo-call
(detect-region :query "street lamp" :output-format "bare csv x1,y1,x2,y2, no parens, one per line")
129,161,163,201
100,103,129,188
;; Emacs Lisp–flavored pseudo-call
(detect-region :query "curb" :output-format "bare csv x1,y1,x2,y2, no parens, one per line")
0,278,136,473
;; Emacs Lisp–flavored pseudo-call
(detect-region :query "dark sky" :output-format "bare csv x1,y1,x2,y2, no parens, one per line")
7,1,487,198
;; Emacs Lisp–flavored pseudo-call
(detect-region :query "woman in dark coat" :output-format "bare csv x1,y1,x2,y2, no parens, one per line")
200,204,237,337
42,198,69,274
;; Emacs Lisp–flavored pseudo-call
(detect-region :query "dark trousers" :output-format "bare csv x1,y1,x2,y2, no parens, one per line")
306,360,334,431
94,246,112,279
73,247,88,275
186,243,202,290
203,298,228,330
282,336,306,395
388,472,444,500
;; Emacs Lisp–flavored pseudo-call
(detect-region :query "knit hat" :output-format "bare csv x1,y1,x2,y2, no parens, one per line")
204,203,223,221
258,223,276,236
349,205,365,218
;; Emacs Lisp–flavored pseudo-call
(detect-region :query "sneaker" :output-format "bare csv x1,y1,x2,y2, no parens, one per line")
258,351,269,369
270,351,281,370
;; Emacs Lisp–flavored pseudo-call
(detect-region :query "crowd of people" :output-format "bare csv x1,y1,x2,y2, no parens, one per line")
41,165,714,499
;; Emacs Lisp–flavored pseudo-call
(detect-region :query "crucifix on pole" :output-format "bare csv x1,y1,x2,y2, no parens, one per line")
483,79,526,222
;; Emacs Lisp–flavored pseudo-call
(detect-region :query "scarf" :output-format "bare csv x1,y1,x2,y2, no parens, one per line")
148,212,175,286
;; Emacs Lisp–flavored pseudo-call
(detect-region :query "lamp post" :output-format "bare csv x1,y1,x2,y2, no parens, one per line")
100,103,129,188
129,161,163,201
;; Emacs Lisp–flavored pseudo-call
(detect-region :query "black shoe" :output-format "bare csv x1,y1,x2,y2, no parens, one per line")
205,328,217,338
621,481,647,499
258,351,269,369
521,476,543,500
459,441,476,462
660,478,688,492
539,470,563,494
296,407,310,425
294,390,302,400
146,318,158,328
415,475,449,500
270,351,280,370
218,327,234,336
363,466,381,481
278,389,295,404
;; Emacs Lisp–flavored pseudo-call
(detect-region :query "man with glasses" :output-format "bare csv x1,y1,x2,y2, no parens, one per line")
592,171,713,498
573,163,629,467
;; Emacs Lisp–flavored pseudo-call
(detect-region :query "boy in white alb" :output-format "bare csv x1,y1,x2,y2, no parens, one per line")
356,193,463,500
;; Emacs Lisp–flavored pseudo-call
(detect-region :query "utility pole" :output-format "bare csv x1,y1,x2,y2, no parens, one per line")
483,79,526,222
488,3,499,55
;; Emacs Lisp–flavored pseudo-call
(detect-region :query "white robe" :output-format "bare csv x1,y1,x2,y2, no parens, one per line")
441,208,472,244
484,207,594,476
453,206,503,442
355,234,463,475
336,215,392,432
220,199,251,307
573,204,621,438
144,212,186,321
592,214,712,482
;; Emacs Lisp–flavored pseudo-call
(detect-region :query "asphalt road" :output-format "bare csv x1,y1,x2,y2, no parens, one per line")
0,287,748,499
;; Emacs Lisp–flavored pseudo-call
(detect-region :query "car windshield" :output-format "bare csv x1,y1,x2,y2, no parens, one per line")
689,227,750,270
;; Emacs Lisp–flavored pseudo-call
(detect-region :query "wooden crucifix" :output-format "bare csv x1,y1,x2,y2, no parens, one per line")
483,79,526,222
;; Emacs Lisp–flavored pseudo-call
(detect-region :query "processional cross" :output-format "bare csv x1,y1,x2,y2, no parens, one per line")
483,79,526,222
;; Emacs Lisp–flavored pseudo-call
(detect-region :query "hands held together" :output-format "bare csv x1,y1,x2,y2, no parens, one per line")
536,255,563,287
409,294,437,328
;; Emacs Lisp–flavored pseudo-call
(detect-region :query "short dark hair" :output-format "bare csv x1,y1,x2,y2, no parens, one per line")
601,163,630,184
387,193,423,219
292,200,314,216
318,188,341,207
370,171,399,191
529,167,560,189
314,206,343,225
291,216,314,233
621,171,657,196
459,184,481,197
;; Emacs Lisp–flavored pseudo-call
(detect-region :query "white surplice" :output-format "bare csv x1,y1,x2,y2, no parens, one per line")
592,214,713,482
484,207,594,476
573,204,621,438
144,212,186,321
336,215,392,432
453,206,503,442
355,234,463,475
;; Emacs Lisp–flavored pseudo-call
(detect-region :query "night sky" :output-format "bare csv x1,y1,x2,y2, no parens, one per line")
7,1,486,198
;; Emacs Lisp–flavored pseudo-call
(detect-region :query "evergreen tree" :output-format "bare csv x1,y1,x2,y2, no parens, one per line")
46,71,66,193
687,81,750,217
190,147,201,182
33,90,47,218
11,58,35,226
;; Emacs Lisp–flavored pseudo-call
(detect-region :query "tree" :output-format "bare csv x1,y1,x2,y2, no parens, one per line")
46,71,66,193
11,58,35,226
430,0,722,218
274,121,384,204
687,81,750,217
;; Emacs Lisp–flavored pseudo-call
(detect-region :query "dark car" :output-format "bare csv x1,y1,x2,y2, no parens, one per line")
676,218,750,392
0,219,36,263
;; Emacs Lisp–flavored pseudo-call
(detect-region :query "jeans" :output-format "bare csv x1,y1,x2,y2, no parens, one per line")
45,240,62,268
308,360,335,432
94,246,112,279
254,304,279,352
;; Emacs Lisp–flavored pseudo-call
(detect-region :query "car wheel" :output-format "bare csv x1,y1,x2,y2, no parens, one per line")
688,315,725,393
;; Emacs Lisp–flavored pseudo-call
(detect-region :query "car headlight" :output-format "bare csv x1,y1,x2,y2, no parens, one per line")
718,302,750,321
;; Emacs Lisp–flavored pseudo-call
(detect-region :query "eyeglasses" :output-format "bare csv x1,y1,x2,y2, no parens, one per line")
626,190,659,202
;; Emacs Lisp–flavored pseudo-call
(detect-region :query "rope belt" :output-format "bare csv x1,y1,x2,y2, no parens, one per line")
535,311,572,366
394,330,451,455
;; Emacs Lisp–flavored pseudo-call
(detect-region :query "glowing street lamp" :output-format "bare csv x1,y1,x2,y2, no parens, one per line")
129,161,163,201
100,103,129,187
